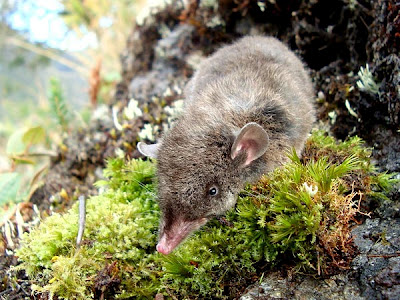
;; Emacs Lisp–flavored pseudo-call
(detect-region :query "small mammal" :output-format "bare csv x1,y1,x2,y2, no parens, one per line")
138,36,315,255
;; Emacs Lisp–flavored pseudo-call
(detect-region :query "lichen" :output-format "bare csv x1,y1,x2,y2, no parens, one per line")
112,106,123,131
356,64,381,95
199,0,219,11
123,98,143,120
163,99,184,131
138,123,158,141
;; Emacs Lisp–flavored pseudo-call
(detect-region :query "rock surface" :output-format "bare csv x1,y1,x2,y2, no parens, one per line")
240,272,363,300
352,218,400,299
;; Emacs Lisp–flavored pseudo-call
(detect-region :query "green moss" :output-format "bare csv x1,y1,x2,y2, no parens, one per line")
16,131,397,299
16,159,161,299
160,131,398,296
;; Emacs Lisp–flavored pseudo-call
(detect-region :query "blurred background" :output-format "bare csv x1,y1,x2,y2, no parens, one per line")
0,0,144,210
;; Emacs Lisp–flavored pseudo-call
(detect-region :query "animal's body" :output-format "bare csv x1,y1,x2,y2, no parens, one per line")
138,36,315,255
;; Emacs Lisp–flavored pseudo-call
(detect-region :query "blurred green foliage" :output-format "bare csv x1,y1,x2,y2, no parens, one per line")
48,78,70,133
0,172,22,206
0,77,72,213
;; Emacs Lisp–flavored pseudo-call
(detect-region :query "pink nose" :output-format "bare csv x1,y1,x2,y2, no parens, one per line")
156,243,171,255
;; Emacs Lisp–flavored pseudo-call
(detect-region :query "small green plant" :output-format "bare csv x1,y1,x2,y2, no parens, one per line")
0,172,22,206
15,131,397,299
48,78,70,132
0,125,49,213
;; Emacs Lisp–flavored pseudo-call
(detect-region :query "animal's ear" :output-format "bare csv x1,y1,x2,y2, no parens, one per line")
231,122,269,167
137,142,159,159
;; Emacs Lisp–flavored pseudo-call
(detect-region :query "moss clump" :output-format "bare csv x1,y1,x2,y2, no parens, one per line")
160,131,397,297
16,159,161,299
15,131,397,299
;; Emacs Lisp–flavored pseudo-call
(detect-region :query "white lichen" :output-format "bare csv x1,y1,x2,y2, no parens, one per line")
302,182,318,197
173,84,183,95
163,87,173,97
317,91,326,103
345,99,359,119
123,99,143,120
348,0,358,10
138,124,158,141
3,219,15,248
199,0,219,11
112,106,123,131
115,148,125,158
328,111,337,125
92,104,111,121
186,51,205,71
205,15,225,28
162,99,184,132
356,64,380,95
257,1,266,12
164,99,184,118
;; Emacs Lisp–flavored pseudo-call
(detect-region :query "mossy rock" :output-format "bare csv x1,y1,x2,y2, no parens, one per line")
16,131,397,299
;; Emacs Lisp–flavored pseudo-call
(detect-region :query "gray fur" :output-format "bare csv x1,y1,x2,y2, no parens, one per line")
139,36,315,254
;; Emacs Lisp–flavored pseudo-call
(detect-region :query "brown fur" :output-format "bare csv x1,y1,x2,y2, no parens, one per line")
140,36,315,253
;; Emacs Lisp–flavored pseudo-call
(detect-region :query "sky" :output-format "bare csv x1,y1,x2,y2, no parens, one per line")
7,0,96,51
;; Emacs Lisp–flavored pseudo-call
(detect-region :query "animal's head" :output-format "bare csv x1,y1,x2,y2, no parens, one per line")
138,121,269,254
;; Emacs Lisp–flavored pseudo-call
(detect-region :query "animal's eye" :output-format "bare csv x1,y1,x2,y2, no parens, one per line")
208,186,219,196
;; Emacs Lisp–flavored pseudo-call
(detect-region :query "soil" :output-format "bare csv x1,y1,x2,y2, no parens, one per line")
1,0,399,299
